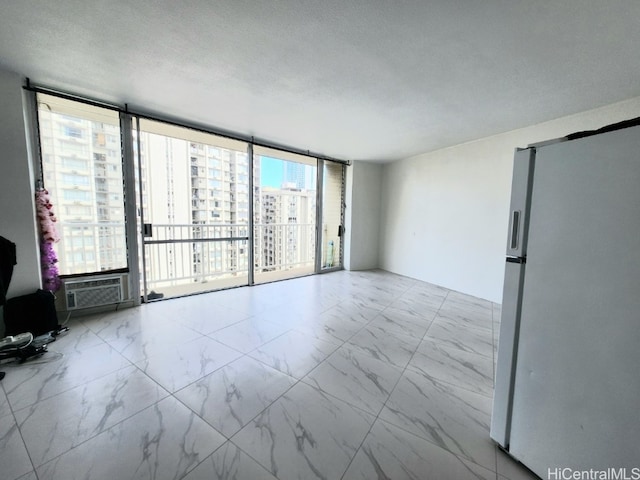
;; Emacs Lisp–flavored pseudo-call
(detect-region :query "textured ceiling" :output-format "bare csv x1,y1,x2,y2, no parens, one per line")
0,1,639,162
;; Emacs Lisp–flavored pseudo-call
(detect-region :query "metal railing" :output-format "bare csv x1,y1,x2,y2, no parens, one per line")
253,223,315,273
144,223,249,243
142,222,315,293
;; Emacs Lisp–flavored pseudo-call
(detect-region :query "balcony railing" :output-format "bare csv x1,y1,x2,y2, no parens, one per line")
145,223,249,242
253,223,315,273
143,222,315,296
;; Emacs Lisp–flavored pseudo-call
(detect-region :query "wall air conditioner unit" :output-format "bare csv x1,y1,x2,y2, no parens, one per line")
65,275,124,310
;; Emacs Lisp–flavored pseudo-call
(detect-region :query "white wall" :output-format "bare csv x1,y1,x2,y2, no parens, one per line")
344,160,382,270
380,96,640,303
0,68,41,300
0,70,41,312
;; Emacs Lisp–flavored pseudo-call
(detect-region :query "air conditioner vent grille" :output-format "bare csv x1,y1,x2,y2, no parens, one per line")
65,276,124,310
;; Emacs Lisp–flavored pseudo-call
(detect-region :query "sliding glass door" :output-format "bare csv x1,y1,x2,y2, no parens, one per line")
134,119,250,299
134,127,341,298
253,146,317,284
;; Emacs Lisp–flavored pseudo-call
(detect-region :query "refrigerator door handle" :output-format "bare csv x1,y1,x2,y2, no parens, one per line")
510,211,521,249
505,148,535,258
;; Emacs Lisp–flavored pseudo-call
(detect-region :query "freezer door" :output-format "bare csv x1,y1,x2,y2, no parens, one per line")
506,148,535,258
508,125,640,476
490,258,525,447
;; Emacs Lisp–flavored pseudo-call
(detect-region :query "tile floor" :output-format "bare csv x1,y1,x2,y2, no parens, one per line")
0,270,539,480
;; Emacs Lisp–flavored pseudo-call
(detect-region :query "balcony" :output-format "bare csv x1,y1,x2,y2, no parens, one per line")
142,222,315,298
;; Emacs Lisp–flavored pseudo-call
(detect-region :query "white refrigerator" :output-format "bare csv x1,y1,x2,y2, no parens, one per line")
491,121,640,478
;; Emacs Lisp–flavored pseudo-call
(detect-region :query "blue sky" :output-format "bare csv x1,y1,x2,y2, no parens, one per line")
260,156,284,188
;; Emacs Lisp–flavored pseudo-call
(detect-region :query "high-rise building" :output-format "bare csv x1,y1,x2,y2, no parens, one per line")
283,161,315,190
258,186,316,273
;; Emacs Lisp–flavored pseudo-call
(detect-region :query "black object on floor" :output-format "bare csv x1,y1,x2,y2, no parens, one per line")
4,289,61,336
0,236,16,307
0,343,48,363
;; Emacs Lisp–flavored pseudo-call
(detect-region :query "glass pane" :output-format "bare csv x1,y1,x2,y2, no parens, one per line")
254,153,317,284
37,94,127,275
321,161,344,269
135,119,249,299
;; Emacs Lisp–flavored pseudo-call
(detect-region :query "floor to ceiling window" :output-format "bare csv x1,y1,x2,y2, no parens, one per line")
37,93,127,276
35,90,346,304
253,147,317,284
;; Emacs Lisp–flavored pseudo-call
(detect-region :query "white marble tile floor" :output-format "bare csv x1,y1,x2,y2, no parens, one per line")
0,270,537,480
